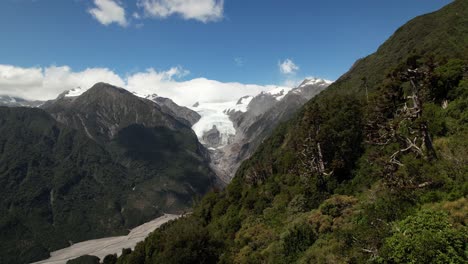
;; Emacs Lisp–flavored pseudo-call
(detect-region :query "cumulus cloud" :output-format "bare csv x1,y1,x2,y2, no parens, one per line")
137,0,224,23
0,65,125,100
0,64,286,107
279,59,299,75
89,0,128,26
127,71,283,106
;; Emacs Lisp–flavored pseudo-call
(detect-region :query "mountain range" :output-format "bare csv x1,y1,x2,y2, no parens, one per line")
0,77,331,185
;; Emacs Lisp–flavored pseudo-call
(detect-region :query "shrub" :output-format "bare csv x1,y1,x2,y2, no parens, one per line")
381,209,467,264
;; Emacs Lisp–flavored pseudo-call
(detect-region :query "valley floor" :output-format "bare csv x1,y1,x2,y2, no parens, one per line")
33,214,181,264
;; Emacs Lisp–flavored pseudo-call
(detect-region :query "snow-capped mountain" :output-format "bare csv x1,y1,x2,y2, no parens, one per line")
189,78,332,183
298,77,333,88
187,86,301,151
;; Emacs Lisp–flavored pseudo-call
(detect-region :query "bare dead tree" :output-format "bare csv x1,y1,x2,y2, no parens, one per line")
299,126,334,181
363,60,441,190
403,68,437,159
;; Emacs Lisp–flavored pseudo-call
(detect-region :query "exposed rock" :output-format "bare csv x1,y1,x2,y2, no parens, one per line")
202,125,222,148
150,96,201,127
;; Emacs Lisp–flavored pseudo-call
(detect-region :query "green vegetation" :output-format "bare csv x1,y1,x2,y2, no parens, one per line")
0,107,132,263
112,1,468,263
380,209,467,264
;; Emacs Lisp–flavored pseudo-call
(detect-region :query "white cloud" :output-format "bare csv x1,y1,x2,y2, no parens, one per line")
0,65,125,100
0,65,43,88
137,0,224,23
43,66,126,94
127,72,283,106
279,59,299,75
0,64,286,107
89,0,128,27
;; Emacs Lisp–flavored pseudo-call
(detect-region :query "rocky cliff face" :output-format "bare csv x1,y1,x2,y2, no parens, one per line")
202,125,222,148
145,94,201,127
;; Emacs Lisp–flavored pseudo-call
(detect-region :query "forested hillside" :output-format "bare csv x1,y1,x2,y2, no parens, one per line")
111,1,467,263
0,107,134,263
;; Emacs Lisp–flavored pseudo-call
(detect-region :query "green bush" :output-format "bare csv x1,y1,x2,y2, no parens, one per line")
381,209,467,264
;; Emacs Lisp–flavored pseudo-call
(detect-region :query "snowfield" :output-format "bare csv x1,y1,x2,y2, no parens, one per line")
190,101,239,147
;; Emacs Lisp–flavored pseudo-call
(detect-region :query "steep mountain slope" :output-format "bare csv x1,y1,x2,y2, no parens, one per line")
233,78,331,155
210,79,329,183
332,0,468,94
112,1,468,263
42,83,217,211
146,94,201,127
0,84,217,264
43,83,188,141
0,107,135,264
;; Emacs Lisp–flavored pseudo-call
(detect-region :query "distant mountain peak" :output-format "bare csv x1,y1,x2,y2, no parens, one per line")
298,77,333,88
84,82,131,96
57,83,131,100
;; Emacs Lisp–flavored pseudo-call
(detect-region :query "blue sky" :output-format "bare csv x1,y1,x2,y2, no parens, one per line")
0,0,453,102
